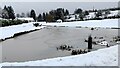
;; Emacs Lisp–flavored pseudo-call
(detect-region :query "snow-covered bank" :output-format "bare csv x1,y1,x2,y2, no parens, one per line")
44,19,118,28
0,19,118,40
0,45,118,66
0,22,46,40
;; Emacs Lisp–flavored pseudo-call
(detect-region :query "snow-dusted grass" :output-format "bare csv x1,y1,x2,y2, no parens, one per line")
0,45,118,66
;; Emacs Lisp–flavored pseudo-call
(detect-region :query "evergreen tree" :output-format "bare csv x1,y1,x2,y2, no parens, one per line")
21,12,25,18
16,13,20,18
48,8,66,21
65,9,69,16
74,8,82,14
4,5,7,11
95,10,103,18
49,10,57,21
37,14,42,22
49,10,56,16
6,6,15,20
2,5,9,19
2,5,15,20
79,12,84,21
84,11,89,15
105,10,110,15
30,9,36,21
56,8,64,21
43,12,46,21
26,12,30,17
0,7,2,17
46,12,49,17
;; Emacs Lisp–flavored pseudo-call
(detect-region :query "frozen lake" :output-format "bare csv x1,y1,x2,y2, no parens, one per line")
0,27,118,62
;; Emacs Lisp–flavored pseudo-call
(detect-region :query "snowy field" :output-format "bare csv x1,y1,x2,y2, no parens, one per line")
0,22,46,40
68,10,119,20
0,45,118,66
0,19,118,40
43,19,118,28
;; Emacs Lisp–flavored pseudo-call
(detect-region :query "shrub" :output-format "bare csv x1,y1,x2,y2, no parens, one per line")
1,20,9,27
0,19,29,27
33,23,39,27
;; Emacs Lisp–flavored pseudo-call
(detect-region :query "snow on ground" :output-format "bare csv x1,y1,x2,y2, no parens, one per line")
66,17,76,21
17,18,34,21
0,22,46,39
0,18,2,20
0,19,118,40
86,12,95,19
0,19,118,67
44,19,118,28
85,10,119,19
16,18,34,22
66,10,119,21
0,45,118,66
108,11,119,17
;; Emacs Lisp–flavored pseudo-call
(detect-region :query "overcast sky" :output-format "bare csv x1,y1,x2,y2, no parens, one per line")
0,2,118,15
0,0,119,2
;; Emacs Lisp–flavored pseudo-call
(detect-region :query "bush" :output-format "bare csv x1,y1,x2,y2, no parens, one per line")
0,19,29,27
33,23,39,27
22,20,28,23
1,20,9,27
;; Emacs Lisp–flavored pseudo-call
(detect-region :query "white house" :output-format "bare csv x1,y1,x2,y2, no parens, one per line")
56,19,62,23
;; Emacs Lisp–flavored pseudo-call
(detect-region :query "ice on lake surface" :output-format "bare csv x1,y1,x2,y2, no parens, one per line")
0,27,118,62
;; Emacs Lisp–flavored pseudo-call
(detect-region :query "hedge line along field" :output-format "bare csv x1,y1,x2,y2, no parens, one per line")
0,19,28,27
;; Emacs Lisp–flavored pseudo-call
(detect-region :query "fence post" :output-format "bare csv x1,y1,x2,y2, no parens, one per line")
88,35,92,49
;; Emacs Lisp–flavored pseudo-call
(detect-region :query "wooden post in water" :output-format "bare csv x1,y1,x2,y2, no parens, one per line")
88,35,92,49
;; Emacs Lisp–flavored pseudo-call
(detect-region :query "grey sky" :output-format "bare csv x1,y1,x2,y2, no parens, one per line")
0,2,118,15
0,0,119,2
